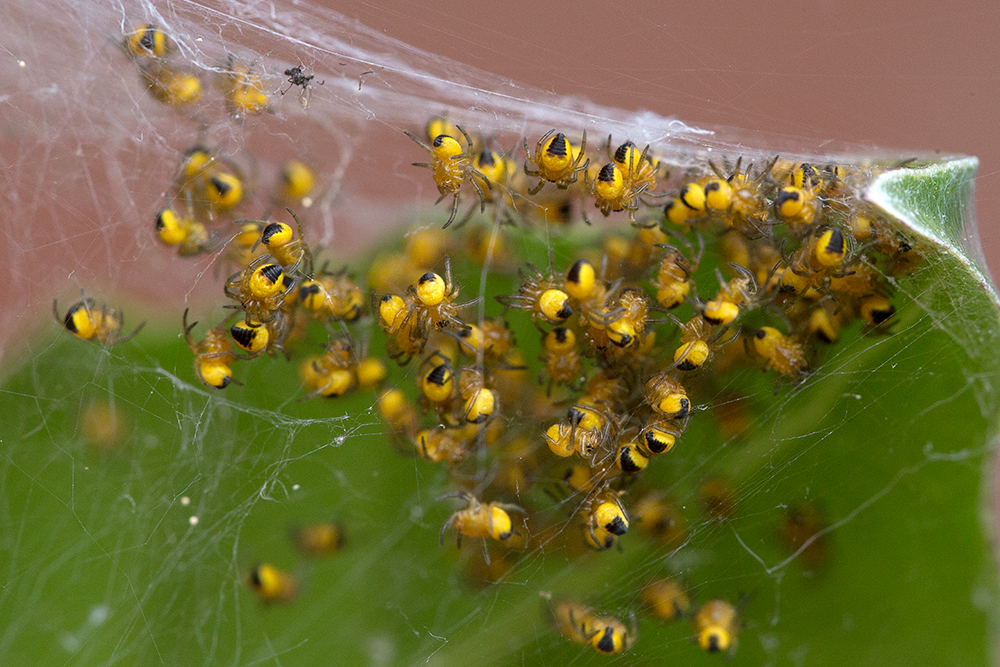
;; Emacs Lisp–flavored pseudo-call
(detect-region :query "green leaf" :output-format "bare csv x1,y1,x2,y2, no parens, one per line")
2,158,999,666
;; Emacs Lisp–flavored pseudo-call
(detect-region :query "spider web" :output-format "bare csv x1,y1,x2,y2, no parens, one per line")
0,1,998,666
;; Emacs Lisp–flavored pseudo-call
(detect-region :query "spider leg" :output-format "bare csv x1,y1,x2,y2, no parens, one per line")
575,129,588,168
536,128,555,155
468,170,489,211
439,255,454,296
456,125,475,152
437,490,474,503
403,130,432,153
115,320,147,345
439,516,455,547
441,193,460,229
182,308,198,345
450,198,478,231
480,538,491,565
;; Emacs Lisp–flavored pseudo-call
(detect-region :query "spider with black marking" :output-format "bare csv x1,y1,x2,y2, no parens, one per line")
281,66,324,109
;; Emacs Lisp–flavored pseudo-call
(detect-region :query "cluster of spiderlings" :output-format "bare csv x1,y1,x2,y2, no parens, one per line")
119,23,371,391
120,23,201,109
178,190,383,389
103,28,385,398
547,580,742,656
72,20,353,597
122,31,372,397
640,580,744,656
121,25,366,392
156,141,359,388
358,118,921,655
406,117,680,229
120,23,274,117
58,23,921,654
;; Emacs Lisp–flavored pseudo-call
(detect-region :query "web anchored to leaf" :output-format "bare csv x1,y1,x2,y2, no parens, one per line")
1,1,999,667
